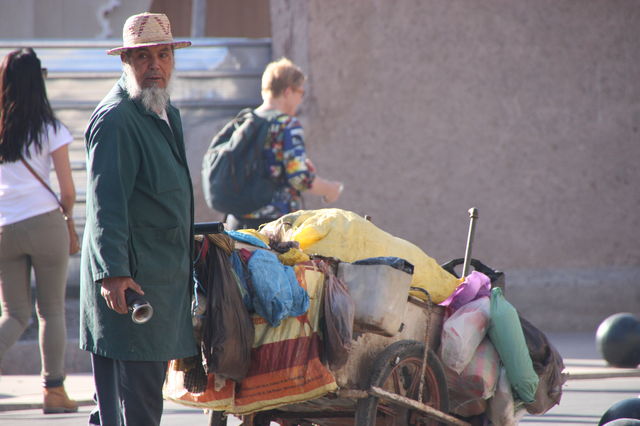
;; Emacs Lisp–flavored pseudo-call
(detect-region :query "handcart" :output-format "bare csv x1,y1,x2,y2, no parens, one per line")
190,209,503,426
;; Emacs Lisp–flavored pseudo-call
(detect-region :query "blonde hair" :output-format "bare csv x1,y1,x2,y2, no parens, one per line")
261,57,305,98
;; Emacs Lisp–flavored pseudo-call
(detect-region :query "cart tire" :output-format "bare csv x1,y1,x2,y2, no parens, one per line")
208,410,227,426
355,340,449,425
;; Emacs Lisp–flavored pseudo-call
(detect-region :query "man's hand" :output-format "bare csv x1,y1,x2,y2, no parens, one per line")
101,277,144,314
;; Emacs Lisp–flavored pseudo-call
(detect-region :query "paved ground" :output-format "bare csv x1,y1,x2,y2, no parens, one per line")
0,332,638,425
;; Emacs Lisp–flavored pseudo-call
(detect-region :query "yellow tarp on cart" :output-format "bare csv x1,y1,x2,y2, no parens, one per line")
260,208,460,304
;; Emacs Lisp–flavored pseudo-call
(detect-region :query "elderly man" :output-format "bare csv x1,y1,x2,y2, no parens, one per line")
80,12,196,426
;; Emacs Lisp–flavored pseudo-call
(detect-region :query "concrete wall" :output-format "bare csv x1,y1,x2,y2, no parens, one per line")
270,0,640,331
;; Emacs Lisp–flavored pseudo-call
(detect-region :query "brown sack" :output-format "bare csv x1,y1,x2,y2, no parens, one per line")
196,236,255,382
317,259,355,370
519,315,568,415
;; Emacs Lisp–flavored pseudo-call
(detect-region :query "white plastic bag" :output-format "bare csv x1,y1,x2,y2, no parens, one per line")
487,367,527,426
440,296,490,373
337,260,412,337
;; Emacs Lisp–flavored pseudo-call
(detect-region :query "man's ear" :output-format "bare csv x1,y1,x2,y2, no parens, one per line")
120,52,128,64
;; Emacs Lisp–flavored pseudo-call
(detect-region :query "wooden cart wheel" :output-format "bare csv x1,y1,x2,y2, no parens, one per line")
355,340,449,425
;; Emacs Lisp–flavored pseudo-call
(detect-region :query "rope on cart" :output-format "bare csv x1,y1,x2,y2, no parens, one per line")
410,286,433,404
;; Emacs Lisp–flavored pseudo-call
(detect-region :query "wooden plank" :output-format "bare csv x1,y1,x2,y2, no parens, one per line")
567,369,640,380
369,386,471,426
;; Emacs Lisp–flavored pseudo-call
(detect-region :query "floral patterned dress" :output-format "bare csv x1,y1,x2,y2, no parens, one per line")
241,112,315,221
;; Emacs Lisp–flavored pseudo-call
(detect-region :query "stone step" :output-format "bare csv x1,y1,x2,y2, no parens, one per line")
0,38,271,74
46,73,263,104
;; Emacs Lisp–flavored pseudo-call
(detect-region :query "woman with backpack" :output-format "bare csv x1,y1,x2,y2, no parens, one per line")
0,48,78,414
226,57,343,230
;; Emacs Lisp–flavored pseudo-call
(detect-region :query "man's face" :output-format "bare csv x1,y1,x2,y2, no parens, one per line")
123,45,174,89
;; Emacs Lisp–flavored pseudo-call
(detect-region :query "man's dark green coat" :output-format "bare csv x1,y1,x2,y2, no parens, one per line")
80,77,197,361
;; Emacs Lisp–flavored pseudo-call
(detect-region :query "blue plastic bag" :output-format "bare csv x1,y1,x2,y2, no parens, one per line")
351,256,414,274
247,249,309,327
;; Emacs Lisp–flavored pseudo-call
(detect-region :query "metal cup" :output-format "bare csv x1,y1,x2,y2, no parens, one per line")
125,289,153,324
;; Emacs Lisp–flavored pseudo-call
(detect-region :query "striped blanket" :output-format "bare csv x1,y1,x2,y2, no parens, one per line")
164,261,337,414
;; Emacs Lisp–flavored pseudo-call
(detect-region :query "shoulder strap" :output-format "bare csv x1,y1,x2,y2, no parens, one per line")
235,108,254,123
20,156,66,214
237,107,253,117
254,108,287,122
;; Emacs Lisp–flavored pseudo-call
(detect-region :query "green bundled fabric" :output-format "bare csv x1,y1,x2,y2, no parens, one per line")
488,287,539,403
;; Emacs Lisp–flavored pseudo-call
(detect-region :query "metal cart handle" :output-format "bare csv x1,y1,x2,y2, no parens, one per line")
440,257,506,292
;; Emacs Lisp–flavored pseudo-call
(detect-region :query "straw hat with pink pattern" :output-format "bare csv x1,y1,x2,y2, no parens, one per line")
107,12,191,56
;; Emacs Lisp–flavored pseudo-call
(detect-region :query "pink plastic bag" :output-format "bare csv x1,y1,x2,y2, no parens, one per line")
439,270,491,315
446,338,500,417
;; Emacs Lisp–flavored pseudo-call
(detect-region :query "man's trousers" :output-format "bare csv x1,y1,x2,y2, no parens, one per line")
90,353,167,426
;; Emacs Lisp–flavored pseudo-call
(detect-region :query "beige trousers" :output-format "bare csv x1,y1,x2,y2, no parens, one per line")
0,209,70,384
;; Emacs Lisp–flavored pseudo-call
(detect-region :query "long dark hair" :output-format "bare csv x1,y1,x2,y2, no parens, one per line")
0,48,57,163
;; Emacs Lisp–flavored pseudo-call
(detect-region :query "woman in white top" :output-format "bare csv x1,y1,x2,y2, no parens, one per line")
0,48,77,413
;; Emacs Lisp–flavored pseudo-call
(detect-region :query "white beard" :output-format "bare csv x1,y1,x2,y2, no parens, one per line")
123,64,171,115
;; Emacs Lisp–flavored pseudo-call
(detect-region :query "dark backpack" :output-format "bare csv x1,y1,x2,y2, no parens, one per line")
202,108,282,216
